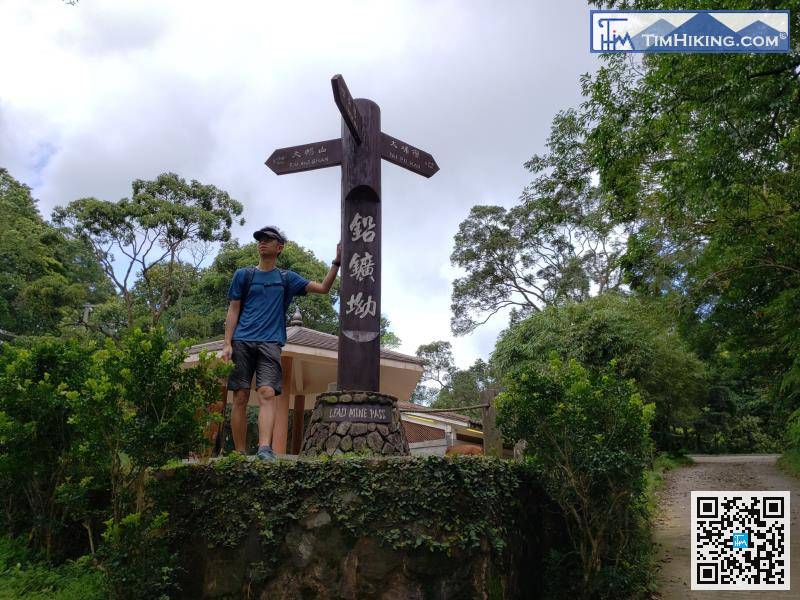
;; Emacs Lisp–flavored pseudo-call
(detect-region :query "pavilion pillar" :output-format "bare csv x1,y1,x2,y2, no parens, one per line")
291,394,306,455
208,382,228,456
272,356,293,454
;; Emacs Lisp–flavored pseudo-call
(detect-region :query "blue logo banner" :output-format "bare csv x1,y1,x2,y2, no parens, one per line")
590,11,790,53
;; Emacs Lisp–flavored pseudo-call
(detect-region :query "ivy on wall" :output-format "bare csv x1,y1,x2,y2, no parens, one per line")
161,456,530,553
106,456,561,598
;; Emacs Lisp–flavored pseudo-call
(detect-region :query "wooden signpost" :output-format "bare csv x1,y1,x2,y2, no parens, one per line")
265,139,342,175
266,74,438,392
331,75,363,144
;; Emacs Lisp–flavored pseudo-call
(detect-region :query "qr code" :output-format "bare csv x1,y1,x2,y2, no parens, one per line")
691,491,790,590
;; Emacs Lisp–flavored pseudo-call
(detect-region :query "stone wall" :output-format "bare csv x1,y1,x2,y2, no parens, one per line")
142,458,568,599
200,505,509,599
299,391,410,457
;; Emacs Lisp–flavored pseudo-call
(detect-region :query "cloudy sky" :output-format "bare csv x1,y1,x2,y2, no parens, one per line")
1,0,598,368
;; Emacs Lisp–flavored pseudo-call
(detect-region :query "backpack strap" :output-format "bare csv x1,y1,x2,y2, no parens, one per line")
279,269,291,316
237,267,257,318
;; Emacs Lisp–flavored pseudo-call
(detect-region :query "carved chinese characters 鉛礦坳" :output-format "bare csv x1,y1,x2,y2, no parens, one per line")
348,252,375,282
349,212,376,243
345,291,376,319
345,212,377,319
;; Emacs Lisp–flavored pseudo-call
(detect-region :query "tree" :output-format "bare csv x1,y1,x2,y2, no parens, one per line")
576,1,800,443
492,293,707,450
408,341,456,407
409,385,438,406
130,261,202,332
432,359,494,419
496,356,653,597
410,341,494,413
68,328,229,524
0,336,99,559
0,168,111,336
457,0,800,450
379,315,401,349
450,109,624,335
414,340,456,388
53,172,244,329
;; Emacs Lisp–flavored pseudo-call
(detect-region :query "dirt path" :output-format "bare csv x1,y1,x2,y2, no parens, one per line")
653,454,800,598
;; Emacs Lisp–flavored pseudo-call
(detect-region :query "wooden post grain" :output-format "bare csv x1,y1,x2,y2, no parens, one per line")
338,98,381,391
481,388,502,457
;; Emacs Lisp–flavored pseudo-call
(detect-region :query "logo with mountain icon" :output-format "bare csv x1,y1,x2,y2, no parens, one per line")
591,11,790,53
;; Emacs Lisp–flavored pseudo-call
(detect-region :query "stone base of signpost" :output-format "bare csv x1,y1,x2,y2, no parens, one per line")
299,391,409,457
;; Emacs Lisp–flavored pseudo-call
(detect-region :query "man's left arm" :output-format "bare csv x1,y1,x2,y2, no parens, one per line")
306,243,341,294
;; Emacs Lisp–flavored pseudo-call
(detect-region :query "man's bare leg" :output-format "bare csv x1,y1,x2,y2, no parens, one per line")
257,386,277,447
231,389,250,452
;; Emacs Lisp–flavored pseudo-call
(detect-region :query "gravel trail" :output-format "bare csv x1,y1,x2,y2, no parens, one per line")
653,454,799,598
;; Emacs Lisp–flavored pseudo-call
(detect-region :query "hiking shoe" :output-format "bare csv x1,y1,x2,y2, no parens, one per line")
256,445,277,461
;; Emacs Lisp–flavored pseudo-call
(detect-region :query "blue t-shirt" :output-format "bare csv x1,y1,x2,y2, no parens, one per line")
228,267,310,345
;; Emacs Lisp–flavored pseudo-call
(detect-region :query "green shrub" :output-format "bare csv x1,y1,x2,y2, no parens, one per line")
777,448,800,479
100,512,180,600
0,328,230,567
0,337,99,559
0,536,107,600
492,293,706,452
496,356,654,598
785,408,800,450
68,327,231,524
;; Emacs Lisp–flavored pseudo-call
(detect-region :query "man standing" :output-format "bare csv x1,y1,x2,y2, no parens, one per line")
221,225,340,460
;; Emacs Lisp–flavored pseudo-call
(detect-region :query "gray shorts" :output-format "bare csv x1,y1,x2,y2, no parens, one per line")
227,341,283,394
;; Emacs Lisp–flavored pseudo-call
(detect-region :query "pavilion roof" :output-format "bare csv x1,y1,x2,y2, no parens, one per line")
403,420,446,443
398,400,481,428
186,325,424,366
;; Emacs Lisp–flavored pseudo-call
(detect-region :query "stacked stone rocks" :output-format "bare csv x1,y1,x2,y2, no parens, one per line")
299,391,410,457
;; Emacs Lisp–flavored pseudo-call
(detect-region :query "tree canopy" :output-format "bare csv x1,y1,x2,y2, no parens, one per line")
451,0,800,451
450,109,624,335
574,1,800,441
492,293,707,449
0,168,111,336
53,172,244,329
410,340,493,414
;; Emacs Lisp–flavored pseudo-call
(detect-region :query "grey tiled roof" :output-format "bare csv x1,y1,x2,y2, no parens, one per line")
403,420,446,443
187,326,424,366
398,401,481,427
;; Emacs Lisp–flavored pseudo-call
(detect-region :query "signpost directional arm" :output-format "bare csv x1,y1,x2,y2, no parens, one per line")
265,139,342,175
380,132,439,178
331,74,364,145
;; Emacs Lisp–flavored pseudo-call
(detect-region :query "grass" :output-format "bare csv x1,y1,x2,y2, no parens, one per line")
645,452,694,514
0,536,107,600
777,448,800,479
639,452,694,596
